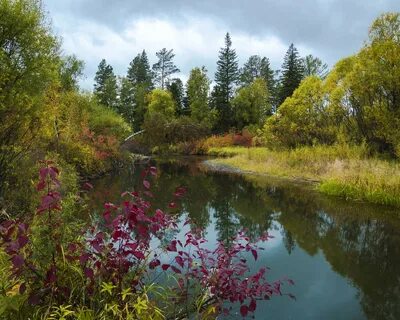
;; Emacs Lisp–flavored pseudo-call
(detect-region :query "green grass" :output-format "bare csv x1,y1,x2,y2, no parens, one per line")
207,145,400,207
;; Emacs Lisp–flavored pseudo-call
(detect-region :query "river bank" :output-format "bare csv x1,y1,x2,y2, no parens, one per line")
204,146,400,208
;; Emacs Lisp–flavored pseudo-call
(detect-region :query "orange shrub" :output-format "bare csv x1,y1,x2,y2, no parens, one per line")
199,130,254,151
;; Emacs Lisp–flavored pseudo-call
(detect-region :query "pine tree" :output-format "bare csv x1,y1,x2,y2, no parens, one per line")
123,50,154,131
277,44,304,106
166,78,185,115
152,48,180,89
214,33,239,130
93,59,118,109
118,77,135,125
127,50,154,88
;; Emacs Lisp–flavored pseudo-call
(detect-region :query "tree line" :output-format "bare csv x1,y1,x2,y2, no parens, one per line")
92,34,328,133
92,13,400,159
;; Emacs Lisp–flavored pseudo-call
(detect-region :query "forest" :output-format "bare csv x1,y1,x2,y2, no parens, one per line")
1,0,400,318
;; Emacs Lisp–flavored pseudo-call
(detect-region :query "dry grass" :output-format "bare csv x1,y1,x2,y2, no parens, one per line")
208,145,400,207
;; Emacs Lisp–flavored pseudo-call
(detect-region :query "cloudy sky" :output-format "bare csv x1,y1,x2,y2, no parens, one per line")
44,0,400,89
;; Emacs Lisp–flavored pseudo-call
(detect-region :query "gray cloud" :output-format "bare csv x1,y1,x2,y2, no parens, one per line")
44,0,400,89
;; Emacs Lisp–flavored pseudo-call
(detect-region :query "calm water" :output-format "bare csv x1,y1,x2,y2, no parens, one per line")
88,157,400,320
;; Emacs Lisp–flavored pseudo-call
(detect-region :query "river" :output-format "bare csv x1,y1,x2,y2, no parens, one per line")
88,157,400,320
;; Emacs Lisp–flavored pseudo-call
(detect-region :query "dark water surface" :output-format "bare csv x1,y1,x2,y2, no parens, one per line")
88,157,400,320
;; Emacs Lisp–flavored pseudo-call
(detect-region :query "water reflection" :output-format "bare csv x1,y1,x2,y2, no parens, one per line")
89,157,400,320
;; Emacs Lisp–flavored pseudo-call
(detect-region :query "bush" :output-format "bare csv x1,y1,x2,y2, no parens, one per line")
199,130,254,151
142,114,210,152
0,162,292,319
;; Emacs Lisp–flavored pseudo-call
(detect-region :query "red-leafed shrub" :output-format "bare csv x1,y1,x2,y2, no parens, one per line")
0,161,293,318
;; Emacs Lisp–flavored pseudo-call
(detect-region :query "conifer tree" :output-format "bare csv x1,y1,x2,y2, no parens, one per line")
93,59,118,109
277,44,304,106
118,77,135,125
166,78,185,115
152,48,180,89
127,50,154,88
214,33,240,130
240,55,276,108
123,50,154,131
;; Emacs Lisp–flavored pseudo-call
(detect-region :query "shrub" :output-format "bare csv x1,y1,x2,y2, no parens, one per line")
0,162,292,319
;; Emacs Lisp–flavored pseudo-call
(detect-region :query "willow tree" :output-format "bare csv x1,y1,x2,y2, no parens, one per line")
0,0,59,194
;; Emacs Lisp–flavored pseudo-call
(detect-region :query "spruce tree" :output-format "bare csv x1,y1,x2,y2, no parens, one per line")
93,59,118,109
166,78,185,115
277,44,304,106
214,32,239,130
152,48,180,89
127,50,154,88
118,77,135,126
124,50,154,131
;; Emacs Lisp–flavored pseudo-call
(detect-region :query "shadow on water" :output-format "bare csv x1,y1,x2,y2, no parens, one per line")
88,156,400,320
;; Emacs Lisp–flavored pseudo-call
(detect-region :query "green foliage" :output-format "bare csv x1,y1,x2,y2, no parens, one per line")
0,0,59,193
147,89,176,120
118,77,135,126
324,12,400,156
263,76,336,147
127,50,154,88
143,114,209,151
93,59,118,110
232,78,271,129
59,55,85,92
214,33,240,131
123,50,154,130
240,55,276,108
301,55,329,79
277,43,304,106
186,67,216,126
166,78,185,115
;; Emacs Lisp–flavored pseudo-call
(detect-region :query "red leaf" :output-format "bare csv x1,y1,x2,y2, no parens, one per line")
240,305,248,317
149,259,161,269
251,249,258,261
168,202,177,209
19,282,26,294
175,256,184,268
143,180,150,189
17,235,29,248
149,166,157,176
171,266,181,274
248,299,257,312
45,266,57,284
36,180,46,191
133,251,145,260
79,253,90,265
11,255,24,268
84,267,94,279
83,182,93,190
162,264,170,271
166,240,177,252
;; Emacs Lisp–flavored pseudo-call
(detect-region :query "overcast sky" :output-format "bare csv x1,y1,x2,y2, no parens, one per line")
44,0,400,90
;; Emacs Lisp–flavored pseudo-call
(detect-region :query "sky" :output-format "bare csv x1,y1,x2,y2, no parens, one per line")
44,0,400,90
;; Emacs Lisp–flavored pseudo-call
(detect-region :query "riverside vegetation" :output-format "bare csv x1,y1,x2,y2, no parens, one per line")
1,0,400,318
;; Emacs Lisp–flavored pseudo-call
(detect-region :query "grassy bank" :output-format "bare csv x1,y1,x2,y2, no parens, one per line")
208,145,400,207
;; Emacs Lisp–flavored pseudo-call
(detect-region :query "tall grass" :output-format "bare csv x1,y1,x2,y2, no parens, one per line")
208,144,400,207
